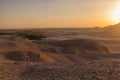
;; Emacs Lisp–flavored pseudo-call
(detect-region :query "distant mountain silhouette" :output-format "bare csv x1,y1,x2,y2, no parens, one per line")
90,23,120,37
100,23,120,37
103,23,120,31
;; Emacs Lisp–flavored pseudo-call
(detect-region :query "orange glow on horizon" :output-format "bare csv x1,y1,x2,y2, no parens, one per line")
0,0,120,29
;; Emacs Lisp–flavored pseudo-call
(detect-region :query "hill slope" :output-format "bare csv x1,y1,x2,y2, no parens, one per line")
0,38,110,63
101,23,120,37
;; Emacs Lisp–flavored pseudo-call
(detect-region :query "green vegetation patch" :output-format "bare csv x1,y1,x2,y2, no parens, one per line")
17,32,47,40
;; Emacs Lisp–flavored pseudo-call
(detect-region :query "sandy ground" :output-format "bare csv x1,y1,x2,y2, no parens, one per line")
0,62,120,80
0,29,120,80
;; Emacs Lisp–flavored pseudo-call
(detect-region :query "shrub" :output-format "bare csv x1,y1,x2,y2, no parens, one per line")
17,32,47,40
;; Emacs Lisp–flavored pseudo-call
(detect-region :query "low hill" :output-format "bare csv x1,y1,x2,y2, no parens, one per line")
0,38,110,63
103,23,120,31
37,39,109,54
100,23,120,37
89,23,120,37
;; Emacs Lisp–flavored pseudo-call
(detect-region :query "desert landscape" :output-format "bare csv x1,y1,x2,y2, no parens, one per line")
1,0,120,79
0,23,120,80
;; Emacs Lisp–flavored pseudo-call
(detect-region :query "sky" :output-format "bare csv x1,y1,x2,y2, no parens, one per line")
0,0,120,29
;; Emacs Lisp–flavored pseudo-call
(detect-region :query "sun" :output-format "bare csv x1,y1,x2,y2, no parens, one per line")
112,5,120,23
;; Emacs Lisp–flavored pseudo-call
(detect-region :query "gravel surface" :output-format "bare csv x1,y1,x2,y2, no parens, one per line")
0,62,120,80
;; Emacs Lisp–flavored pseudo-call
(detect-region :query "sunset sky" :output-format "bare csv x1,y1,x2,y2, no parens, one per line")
0,0,120,29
